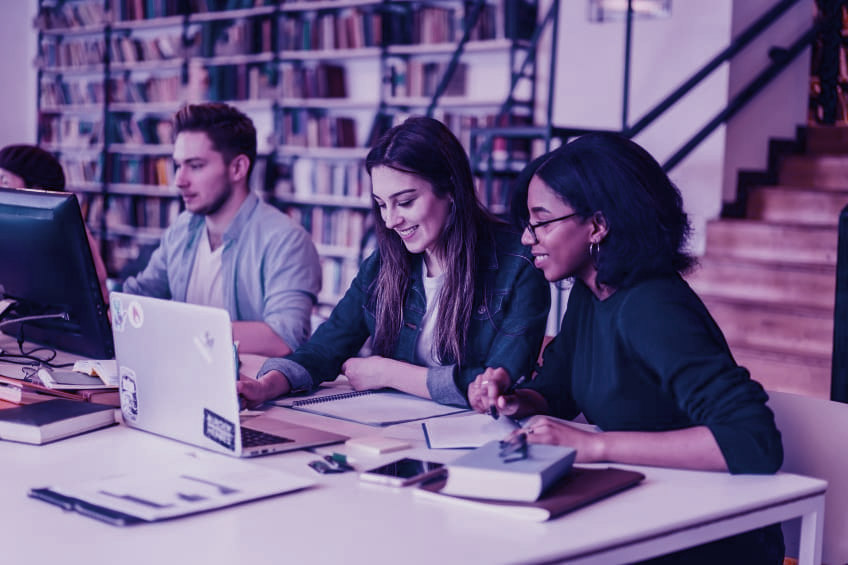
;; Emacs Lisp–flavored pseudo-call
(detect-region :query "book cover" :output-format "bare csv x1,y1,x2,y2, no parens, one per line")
416,466,645,522
0,398,115,445
441,440,576,501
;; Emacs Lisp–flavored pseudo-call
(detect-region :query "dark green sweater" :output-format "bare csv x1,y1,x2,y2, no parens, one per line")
526,275,784,565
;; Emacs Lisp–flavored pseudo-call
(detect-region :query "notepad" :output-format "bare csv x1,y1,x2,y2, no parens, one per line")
290,389,468,427
29,454,314,525
422,412,522,449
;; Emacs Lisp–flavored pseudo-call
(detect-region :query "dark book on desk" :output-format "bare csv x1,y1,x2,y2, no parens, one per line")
440,440,577,502
416,466,645,522
0,398,115,445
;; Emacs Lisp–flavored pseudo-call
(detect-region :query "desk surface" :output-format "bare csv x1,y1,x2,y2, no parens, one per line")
0,404,827,565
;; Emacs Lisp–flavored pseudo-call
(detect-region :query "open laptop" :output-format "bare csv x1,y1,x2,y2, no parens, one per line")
109,292,347,457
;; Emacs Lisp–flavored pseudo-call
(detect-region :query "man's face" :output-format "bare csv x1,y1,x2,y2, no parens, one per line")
172,131,234,217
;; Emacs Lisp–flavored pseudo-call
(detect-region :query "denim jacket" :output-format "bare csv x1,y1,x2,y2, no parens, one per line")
122,192,322,350
259,223,551,406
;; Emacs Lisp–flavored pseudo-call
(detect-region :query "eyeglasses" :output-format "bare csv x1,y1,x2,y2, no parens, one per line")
498,433,528,463
522,212,578,244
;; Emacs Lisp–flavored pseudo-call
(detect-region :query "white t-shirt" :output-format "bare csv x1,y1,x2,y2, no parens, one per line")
185,228,225,309
414,269,446,367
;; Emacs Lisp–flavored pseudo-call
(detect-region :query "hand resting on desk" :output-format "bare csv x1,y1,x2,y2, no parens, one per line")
237,370,291,409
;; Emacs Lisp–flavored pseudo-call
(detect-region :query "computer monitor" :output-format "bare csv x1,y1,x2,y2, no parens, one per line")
0,187,113,359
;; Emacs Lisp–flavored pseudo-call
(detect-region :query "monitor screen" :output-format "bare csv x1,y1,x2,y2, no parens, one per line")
0,187,113,359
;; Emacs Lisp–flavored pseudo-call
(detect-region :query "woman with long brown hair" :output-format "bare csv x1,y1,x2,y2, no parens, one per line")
238,116,550,407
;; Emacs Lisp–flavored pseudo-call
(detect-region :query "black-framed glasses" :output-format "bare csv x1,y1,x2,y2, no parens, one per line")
522,213,578,244
498,433,528,463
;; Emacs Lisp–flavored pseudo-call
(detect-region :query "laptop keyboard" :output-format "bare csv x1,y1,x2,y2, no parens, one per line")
241,427,294,447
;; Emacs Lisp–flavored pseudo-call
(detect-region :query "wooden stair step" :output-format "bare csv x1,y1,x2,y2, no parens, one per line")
779,154,848,190
686,257,836,310
805,126,848,154
747,187,848,226
703,297,833,358
731,346,831,400
704,219,837,266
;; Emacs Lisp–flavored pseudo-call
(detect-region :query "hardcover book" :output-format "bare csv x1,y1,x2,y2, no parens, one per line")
441,440,577,501
0,398,115,445
416,466,645,522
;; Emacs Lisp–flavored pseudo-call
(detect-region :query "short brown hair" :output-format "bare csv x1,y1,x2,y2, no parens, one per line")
173,103,257,177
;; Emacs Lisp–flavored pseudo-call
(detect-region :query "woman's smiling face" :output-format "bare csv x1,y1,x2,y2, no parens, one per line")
371,165,452,273
521,174,596,284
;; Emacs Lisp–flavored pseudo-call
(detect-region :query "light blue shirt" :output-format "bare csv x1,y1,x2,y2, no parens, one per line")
122,192,322,350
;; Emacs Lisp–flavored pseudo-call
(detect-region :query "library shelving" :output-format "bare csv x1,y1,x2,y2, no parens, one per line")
35,0,557,309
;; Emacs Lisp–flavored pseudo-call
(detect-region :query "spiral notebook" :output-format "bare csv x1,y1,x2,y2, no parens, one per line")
288,389,468,427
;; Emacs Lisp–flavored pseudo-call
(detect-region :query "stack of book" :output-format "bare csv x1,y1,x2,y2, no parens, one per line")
415,440,644,522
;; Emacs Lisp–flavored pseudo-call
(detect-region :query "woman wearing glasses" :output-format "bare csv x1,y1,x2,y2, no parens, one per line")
468,133,783,564
238,116,549,407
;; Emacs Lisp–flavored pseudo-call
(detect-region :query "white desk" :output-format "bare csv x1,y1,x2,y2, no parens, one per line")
0,405,827,565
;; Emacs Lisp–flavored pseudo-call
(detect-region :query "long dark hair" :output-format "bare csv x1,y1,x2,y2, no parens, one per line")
511,132,695,289
365,116,496,363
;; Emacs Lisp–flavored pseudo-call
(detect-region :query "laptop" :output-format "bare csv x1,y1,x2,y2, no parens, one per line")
109,292,347,457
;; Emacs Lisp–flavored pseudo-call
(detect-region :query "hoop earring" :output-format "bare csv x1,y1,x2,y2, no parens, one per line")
589,241,600,265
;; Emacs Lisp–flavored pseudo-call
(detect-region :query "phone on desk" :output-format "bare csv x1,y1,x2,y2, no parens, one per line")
359,458,446,487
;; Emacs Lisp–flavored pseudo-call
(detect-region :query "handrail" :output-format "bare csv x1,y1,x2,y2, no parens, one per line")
425,0,487,117
623,0,803,139
662,25,816,171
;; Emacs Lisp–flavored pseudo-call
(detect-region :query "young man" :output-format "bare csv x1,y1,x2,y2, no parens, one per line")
122,103,321,357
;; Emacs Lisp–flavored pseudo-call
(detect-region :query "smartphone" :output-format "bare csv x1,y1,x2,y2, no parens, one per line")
359,457,446,487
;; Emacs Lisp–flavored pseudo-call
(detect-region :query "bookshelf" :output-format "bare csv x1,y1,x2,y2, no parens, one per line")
34,0,555,310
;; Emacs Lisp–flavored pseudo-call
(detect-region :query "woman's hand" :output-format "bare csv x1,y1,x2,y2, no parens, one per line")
467,367,519,416
341,356,392,391
236,370,291,409
512,415,604,463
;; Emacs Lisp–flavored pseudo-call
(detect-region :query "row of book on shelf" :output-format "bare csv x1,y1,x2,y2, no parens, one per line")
284,158,371,200
80,192,182,233
39,0,531,70
319,256,362,301
284,206,369,251
37,0,278,29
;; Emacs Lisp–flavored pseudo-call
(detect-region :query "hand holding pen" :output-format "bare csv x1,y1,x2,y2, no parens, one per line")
489,374,527,420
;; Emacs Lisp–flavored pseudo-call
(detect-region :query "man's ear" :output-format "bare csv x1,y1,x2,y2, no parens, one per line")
590,211,609,243
229,154,250,183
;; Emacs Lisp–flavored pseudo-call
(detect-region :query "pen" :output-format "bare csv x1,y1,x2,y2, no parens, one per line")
489,375,527,420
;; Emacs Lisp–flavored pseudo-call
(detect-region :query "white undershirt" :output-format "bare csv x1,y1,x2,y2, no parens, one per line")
414,269,446,367
185,228,225,309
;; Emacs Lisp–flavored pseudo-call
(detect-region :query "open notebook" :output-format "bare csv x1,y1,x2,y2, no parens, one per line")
288,389,468,427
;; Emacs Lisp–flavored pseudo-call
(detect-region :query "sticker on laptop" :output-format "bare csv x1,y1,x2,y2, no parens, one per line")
111,296,126,333
120,367,138,422
203,408,236,451
193,331,215,364
127,300,144,329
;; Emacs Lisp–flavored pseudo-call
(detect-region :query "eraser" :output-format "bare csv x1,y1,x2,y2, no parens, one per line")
345,436,411,455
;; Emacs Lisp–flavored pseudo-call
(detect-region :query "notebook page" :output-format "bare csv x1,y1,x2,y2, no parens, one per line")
291,389,467,426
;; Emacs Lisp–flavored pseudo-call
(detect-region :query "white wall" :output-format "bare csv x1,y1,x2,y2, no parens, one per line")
547,0,812,253
550,0,734,255
724,0,814,201
0,3,38,147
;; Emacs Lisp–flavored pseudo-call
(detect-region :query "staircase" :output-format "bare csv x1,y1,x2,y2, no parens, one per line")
686,126,848,399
